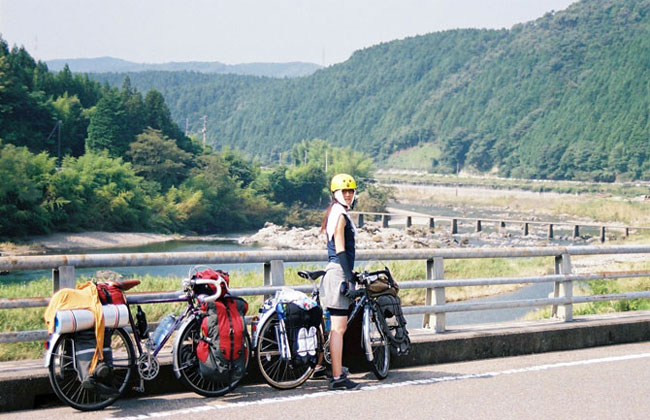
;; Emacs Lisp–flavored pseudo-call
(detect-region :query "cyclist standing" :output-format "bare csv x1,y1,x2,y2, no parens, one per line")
318,173,361,390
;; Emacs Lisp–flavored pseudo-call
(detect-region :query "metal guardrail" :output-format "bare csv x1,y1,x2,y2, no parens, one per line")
2,245,650,343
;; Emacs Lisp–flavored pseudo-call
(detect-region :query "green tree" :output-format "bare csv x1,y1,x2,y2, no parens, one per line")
51,93,88,157
86,88,130,156
127,128,192,190
181,154,282,233
45,151,152,231
144,89,198,154
0,143,54,237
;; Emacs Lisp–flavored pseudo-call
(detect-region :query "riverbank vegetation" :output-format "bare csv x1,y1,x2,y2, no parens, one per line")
0,38,383,240
525,257,650,321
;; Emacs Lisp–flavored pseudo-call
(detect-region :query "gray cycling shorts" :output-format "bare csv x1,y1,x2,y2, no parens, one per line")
319,262,352,311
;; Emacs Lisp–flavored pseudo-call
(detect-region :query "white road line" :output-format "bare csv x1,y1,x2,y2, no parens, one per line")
107,352,650,420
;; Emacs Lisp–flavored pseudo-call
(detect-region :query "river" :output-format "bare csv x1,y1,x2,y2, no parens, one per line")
1,238,265,285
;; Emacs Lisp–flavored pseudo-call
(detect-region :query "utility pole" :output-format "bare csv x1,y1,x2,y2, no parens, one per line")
325,150,328,172
201,115,207,147
57,120,62,166
185,118,189,136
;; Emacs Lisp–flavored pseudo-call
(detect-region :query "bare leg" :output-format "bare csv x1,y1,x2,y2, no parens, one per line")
329,315,348,378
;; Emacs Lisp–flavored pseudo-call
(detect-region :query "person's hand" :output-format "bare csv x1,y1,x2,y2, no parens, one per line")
351,271,360,284
344,287,363,300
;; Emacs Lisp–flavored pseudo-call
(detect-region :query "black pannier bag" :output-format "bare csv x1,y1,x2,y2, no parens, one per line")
74,329,117,395
375,292,411,357
282,302,322,365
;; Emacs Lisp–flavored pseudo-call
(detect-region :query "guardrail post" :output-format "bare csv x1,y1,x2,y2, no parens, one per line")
451,219,458,234
382,215,390,228
406,216,412,228
551,253,573,321
475,220,482,232
573,225,580,239
600,227,606,243
263,260,284,300
428,217,435,231
423,257,445,332
523,222,529,236
357,213,364,228
52,265,75,292
625,227,629,238
548,224,554,239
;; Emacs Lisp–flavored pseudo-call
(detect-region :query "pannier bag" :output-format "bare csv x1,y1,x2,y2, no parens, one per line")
375,294,411,356
281,302,322,365
367,272,399,298
196,296,248,383
74,329,118,395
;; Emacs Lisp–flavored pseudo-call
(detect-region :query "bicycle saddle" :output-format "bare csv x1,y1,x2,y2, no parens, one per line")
297,270,326,281
107,279,141,291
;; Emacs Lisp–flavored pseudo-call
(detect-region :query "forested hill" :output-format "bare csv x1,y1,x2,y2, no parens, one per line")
92,0,650,181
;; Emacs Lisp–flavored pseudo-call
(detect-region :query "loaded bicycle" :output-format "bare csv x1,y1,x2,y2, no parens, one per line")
252,267,396,389
44,266,250,411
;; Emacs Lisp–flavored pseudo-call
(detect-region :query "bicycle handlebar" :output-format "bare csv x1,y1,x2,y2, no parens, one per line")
182,277,228,303
356,268,392,285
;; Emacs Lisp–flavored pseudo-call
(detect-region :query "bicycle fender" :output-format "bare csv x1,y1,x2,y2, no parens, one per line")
172,314,198,379
251,307,277,350
43,332,62,368
362,306,374,362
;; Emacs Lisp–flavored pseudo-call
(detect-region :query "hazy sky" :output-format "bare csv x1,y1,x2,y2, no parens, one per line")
1,0,577,66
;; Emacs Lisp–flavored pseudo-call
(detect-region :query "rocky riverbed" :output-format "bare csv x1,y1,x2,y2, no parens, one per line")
238,221,601,250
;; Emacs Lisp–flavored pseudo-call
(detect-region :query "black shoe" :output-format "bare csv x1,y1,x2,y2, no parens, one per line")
311,365,349,380
311,366,329,379
328,376,360,391
81,376,121,398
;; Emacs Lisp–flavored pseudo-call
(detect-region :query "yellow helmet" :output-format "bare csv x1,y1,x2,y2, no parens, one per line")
330,173,357,192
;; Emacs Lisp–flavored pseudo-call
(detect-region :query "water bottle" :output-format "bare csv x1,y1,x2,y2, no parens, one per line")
323,309,331,335
151,314,176,349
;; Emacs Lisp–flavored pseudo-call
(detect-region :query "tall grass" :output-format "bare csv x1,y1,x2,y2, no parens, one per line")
524,259,650,321
554,199,650,226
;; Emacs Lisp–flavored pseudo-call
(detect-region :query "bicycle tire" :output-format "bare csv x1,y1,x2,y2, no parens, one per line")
47,328,135,411
175,318,250,397
362,303,390,379
256,312,319,389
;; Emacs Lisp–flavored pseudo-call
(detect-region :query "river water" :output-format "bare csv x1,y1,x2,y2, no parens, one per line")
2,238,265,285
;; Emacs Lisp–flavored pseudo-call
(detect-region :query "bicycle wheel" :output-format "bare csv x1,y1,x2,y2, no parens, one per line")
256,312,318,389
47,328,135,411
175,318,250,397
362,303,390,379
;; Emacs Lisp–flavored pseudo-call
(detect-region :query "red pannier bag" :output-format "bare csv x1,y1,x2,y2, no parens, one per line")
195,296,248,383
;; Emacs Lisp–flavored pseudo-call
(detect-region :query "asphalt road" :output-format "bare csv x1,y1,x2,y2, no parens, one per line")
5,342,650,420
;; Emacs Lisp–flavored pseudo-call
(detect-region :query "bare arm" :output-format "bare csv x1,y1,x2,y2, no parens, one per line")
334,214,346,253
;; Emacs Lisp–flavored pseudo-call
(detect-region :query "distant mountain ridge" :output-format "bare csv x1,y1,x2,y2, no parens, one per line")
46,56,322,78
